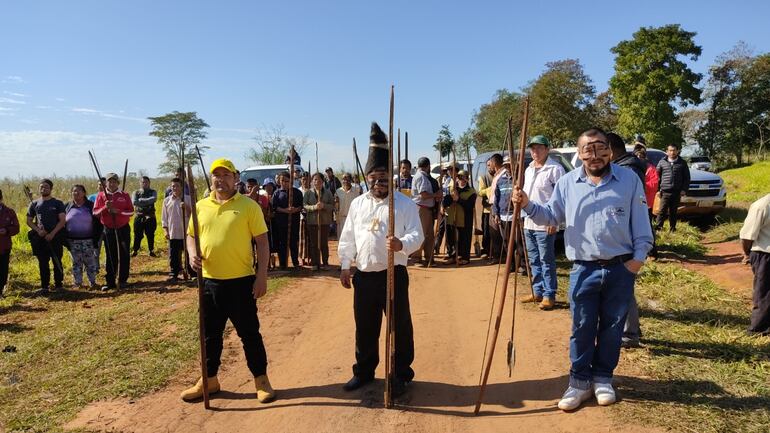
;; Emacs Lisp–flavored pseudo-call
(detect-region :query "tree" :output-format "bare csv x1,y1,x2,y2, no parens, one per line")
526,59,595,145
468,89,526,153
434,125,455,160
245,124,310,165
699,43,770,164
609,24,702,147
148,111,210,175
591,91,619,133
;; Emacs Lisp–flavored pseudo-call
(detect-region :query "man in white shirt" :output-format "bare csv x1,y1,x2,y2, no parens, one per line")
335,173,360,237
520,136,565,310
740,193,770,336
338,122,424,397
161,177,192,282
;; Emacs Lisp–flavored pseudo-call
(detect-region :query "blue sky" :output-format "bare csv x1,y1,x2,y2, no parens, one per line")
2,0,769,179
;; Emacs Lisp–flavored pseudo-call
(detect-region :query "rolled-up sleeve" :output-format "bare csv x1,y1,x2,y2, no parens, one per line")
522,180,566,227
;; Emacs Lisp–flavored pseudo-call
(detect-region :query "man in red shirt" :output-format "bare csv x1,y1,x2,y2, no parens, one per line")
0,189,20,297
93,172,134,291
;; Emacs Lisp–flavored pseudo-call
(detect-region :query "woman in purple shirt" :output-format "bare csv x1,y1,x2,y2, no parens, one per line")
65,185,102,289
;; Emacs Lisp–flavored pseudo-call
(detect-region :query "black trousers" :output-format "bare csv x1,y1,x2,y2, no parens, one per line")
352,266,415,382
168,238,194,277
132,215,156,252
104,225,131,287
273,221,300,267
36,238,64,288
488,217,503,260
204,275,268,377
481,212,491,256
749,251,770,335
656,191,682,231
445,224,472,260
0,251,9,294
307,224,329,266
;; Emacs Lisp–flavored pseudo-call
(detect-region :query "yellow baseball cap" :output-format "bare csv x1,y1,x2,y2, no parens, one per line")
209,158,237,174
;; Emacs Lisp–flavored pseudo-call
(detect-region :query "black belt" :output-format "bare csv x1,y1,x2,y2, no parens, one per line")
576,254,633,267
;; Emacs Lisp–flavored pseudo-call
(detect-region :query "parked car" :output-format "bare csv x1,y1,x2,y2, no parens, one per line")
552,146,727,221
239,164,306,185
689,156,713,172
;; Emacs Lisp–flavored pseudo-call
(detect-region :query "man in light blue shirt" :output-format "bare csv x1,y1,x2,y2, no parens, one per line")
514,128,652,411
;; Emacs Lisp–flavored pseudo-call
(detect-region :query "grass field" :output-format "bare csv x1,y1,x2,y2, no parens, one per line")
719,160,770,206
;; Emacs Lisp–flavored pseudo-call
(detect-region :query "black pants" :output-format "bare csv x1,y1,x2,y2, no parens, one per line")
307,224,329,266
352,266,415,381
481,212,491,256
104,225,131,287
656,191,682,231
445,224,472,260
488,217,503,260
132,215,156,252
273,221,300,267
36,238,64,288
749,251,770,335
648,208,658,257
168,238,194,277
204,275,268,377
0,251,9,294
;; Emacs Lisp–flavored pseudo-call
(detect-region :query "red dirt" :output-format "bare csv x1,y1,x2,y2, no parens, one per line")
67,243,662,433
681,240,754,301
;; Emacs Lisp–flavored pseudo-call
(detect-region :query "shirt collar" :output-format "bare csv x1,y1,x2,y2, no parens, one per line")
208,191,240,205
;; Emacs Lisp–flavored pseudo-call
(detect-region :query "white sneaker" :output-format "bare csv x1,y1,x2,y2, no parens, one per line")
557,386,592,411
593,382,617,406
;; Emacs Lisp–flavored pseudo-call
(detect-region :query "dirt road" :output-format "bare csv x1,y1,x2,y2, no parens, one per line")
681,240,754,300
68,246,659,433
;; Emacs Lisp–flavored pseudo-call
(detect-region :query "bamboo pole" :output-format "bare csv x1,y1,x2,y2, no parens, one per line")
384,85,396,408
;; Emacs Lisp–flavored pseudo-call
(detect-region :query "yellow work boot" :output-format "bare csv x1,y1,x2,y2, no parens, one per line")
539,297,555,310
254,374,276,403
180,376,220,401
520,294,543,303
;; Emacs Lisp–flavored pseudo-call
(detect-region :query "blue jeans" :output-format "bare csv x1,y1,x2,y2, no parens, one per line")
568,260,636,390
524,229,557,299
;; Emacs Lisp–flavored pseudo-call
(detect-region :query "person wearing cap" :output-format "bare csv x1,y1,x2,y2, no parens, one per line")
304,172,335,270
442,169,477,265
161,177,192,282
131,176,158,258
513,128,652,411
335,173,360,238
338,122,424,397
272,171,303,270
434,164,456,258
410,156,440,266
0,189,20,297
181,157,276,404
520,135,565,310
93,172,135,291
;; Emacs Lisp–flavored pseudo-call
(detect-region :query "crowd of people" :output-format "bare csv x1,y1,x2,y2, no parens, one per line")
0,124,767,413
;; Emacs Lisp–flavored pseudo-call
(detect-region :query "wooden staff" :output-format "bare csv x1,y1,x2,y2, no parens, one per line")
194,144,211,192
180,149,189,281
451,146,459,268
185,164,211,410
88,151,121,290
287,145,295,268
405,131,409,160
474,98,529,415
315,142,322,269
397,128,401,192
467,141,482,257
353,138,368,192
121,159,128,192
384,84,396,408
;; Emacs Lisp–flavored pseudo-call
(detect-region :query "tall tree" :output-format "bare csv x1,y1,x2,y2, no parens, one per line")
245,124,310,165
468,89,525,153
609,24,702,147
148,111,210,175
434,125,455,159
526,59,595,145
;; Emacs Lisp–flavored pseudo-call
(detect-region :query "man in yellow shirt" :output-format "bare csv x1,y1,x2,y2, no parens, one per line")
180,158,276,403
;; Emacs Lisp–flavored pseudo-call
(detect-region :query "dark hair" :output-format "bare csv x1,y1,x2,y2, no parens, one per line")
41,179,53,188
246,178,258,185
667,143,681,150
577,128,608,149
72,184,87,194
342,173,353,181
171,177,182,185
489,153,503,165
400,159,412,168
606,132,626,154
279,171,290,180
312,172,324,182
142,176,150,182
417,157,430,168
325,167,334,172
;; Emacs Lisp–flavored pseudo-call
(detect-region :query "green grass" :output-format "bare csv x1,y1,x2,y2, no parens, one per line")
655,222,708,258
612,262,770,433
719,161,770,205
